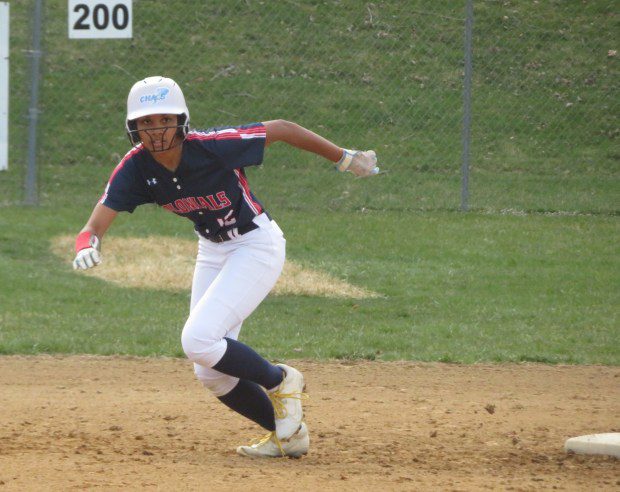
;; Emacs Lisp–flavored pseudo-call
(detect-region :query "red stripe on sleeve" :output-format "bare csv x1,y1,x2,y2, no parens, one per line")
187,124,266,142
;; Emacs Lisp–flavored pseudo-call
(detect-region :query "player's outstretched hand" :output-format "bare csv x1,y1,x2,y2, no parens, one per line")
337,149,380,177
73,234,101,270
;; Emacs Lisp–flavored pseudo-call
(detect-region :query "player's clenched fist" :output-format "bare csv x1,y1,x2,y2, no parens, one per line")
73,231,101,270
337,149,380,177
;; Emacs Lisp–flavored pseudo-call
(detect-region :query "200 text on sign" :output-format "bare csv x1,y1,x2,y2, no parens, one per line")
68,0,132,39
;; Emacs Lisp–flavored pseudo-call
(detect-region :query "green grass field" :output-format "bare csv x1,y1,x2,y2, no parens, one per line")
0,1,618,364
0,204,617,364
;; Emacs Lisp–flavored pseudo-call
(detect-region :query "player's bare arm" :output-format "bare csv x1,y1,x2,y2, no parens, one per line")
263,119,342,161
79,202,118,239
263,119,380,177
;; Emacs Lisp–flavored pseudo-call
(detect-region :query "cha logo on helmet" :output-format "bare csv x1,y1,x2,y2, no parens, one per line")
139,87,170,104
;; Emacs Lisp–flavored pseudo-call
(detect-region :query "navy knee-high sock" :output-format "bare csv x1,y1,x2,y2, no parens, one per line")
213,337,284,390
218,379,276,431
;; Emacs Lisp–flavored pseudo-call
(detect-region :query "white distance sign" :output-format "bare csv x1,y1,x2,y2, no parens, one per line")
68,0,132,39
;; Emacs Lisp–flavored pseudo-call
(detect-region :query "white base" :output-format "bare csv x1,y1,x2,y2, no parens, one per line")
564,433,620,458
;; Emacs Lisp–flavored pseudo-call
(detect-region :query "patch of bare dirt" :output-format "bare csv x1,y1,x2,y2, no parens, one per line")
0,357,618,491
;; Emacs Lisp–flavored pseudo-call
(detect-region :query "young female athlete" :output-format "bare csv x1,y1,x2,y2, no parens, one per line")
73,76,380,458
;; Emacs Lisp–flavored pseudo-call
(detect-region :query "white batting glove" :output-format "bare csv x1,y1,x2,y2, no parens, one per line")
73,234,101,270
337,149,380,177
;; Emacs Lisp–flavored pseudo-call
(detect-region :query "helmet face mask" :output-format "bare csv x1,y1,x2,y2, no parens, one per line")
125,76,190,150
126,114,188,151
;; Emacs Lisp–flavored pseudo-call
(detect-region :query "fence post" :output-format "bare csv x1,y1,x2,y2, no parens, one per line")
461,0,473,212
0,2,8,172
25,0,43,205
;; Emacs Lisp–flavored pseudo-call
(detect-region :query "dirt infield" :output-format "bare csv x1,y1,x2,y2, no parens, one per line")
0,357,617,491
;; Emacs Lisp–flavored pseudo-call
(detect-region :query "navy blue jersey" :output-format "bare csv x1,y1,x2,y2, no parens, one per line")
100,123,267,239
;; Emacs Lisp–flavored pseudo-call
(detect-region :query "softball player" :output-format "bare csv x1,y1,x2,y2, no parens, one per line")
73,76,380,458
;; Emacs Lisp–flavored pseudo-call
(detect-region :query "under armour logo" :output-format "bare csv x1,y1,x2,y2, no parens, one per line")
146,178,158,186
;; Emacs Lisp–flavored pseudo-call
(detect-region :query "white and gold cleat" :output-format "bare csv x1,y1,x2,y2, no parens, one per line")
268,363,308,440
236,422,309,458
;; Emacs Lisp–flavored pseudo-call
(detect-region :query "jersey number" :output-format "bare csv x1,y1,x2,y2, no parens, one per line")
217,210,237,227
73,3,129,30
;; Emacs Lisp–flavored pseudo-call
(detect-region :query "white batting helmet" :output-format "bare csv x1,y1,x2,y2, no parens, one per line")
125,76,190,145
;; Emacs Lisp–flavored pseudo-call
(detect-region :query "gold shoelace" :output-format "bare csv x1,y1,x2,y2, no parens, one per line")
249,431,285,456
268,390,309,419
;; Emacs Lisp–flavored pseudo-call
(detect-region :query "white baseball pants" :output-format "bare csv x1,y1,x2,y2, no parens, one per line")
181,213,286,396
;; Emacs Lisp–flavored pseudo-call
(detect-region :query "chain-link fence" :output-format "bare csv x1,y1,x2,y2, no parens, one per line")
2,0,618,213
470,1,618,213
